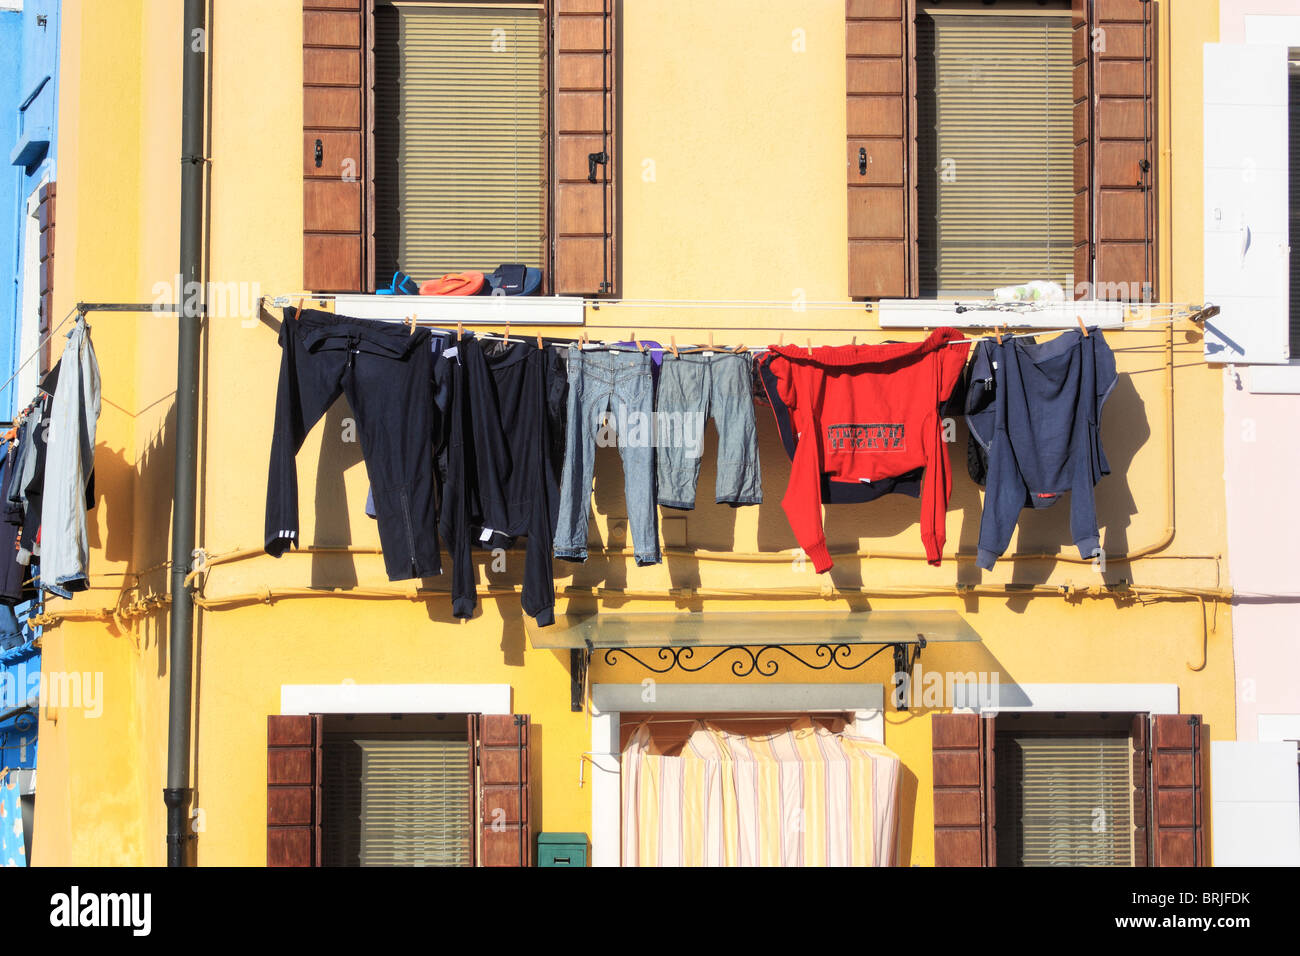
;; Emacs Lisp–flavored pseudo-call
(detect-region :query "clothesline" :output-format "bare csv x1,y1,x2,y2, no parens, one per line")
0,304,81,404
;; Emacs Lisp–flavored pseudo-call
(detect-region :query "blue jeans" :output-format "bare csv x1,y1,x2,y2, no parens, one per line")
656,352,762,509
554,348,660,565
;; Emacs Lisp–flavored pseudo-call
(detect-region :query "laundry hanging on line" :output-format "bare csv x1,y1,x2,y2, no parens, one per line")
760,329,970,572
964,328,1117,569
0,313,101,603
261,307,1144,625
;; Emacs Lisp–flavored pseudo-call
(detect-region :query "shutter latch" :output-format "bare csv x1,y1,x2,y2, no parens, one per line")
858,147,868,176
314,139,323,169
587,151,608,183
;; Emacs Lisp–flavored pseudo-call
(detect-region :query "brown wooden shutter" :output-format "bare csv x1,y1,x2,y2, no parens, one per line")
846,0,914,299
267,714,324,867
552,0,616,295
932,713,994,866
1130,712,1149,867
1071,0,1092,299
36,182,55,375
1089,0,1155,301
476,713,532,867
304,0,372,293
1150,713,1206,867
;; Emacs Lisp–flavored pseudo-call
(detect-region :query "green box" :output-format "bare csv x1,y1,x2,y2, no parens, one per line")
537,832,588,867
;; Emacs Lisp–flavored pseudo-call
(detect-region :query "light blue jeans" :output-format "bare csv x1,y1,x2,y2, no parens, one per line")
656,352,762,509
554,348,660,565
41,315,101,598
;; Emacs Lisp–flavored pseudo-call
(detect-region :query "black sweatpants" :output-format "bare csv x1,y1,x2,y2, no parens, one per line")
265,308,440,581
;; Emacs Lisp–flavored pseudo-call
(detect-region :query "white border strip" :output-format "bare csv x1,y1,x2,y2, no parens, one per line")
332,294,585,325
279,683,511,715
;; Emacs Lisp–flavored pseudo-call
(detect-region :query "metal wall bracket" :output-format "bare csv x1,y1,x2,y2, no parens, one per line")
570,641,592,712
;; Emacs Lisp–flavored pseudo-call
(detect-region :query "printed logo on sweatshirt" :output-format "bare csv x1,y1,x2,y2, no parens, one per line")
826,423,906,452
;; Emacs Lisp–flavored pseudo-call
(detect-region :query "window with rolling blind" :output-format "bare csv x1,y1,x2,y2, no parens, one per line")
322,718,473,867
916,9,1073,295
373,0,546,282
995,728,1135,867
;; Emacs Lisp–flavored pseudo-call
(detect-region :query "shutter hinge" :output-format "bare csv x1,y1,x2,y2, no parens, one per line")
513,714,526,728
587,151,608,183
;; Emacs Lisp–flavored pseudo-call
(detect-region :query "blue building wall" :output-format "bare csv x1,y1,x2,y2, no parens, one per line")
0,7,24,419
0,3,60,864
3,0,60,419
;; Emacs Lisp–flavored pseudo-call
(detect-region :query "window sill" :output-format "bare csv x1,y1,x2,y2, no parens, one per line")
1246,363,1300,394
331,294,585,326
877,298,1125,330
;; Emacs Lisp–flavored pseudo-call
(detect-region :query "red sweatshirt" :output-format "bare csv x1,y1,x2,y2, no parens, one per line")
764,328,970,572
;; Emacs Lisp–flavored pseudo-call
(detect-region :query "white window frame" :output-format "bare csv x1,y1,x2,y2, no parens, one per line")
279,683,510,715
1203,23,1300,387
15,179,46,408
328,294,585,326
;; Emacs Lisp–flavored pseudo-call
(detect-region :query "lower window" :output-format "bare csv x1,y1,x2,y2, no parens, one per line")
994,713,1135,867
321,714,473,867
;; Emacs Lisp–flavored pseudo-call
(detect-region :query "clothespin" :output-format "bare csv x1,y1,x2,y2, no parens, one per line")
806,337,813,357
537,334,544,351
456,321,463,341
777,332,784,347
1075,315,1089,338
294,296,304,319
504,318,510,342
708,332,715,353
407,314,416,336
732,342,747,354
670,336,679,358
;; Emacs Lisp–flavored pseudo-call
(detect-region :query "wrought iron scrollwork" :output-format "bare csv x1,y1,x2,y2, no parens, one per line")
602,641,902,678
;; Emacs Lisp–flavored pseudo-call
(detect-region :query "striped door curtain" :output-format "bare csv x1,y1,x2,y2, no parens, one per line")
621,718,901,867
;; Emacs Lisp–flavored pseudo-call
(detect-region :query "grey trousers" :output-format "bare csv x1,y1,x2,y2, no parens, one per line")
41,315,101,598
656,352,762,509
554,348,660,565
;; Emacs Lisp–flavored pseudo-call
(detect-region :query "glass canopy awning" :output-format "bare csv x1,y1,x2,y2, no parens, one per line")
526,611,982,711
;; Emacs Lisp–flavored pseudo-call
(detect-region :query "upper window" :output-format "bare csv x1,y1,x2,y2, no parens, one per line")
373,1,546,282
916,6,1074,296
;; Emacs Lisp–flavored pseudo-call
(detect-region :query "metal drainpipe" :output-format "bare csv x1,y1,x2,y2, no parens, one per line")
165,0,207,867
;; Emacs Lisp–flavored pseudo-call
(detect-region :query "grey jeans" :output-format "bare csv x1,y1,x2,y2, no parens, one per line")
554,348,660,565
656,352,762,509
41,315,101,598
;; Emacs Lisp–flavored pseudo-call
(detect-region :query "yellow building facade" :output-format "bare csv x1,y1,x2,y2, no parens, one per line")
31,0,1230,866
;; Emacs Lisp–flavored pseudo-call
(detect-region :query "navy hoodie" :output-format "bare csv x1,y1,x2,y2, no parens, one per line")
966,329,1117,570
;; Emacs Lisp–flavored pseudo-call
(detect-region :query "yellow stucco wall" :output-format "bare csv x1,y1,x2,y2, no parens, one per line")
34,0,1230,866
